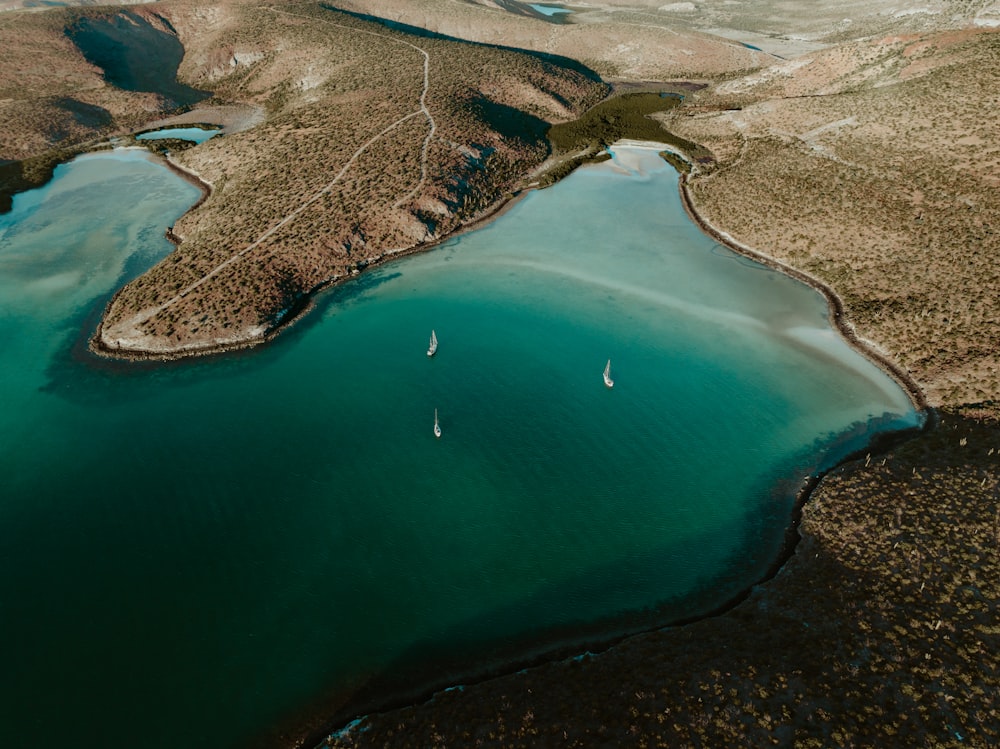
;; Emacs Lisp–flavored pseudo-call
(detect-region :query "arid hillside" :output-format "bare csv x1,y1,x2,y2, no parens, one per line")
663,26,1000,413
334,0,1000,60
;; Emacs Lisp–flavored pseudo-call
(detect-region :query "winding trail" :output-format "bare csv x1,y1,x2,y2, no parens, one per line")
104,6,436,346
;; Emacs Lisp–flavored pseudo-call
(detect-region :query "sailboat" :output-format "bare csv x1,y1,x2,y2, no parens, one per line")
434,408,442,438
427,329,438,357
603,359,614,389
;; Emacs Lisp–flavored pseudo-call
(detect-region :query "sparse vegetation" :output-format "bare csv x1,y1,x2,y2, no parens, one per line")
530,91,709,186
667,27,1000,414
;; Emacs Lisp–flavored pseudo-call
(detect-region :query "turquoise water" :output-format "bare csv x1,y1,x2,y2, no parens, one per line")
528,3,573,17
0,145,919,749
136,126,221,144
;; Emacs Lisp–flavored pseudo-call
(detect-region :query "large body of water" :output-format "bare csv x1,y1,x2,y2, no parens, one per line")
0,145,919,749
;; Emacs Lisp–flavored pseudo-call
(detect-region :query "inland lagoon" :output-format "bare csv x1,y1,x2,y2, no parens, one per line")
0,145,920,749
527,4,574,18
136,126,222,144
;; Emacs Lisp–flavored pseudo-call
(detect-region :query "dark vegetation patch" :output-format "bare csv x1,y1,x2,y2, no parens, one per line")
0,145,86,213
135,138,199,156
534,91,710,185
548,91,694,153
465,96,550,144
659,149,691,174
65,11,209,107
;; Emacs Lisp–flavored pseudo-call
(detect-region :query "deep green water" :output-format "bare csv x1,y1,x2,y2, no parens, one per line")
0,145,919,749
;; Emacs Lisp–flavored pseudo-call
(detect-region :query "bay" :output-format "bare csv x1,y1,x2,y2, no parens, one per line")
0,144,919,749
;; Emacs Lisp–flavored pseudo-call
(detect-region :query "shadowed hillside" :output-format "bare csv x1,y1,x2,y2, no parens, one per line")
66,10,209,106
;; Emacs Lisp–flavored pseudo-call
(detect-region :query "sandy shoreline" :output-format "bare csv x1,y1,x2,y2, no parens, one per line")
160,153,212,215
676,170,929,416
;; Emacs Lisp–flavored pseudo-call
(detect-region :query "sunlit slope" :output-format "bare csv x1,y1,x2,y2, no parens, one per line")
334,0,774,79
0,5,217,210
665,27,1000,411
340,0,1000,62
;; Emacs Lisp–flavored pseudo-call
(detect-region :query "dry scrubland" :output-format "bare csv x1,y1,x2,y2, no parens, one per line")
556,0,1000,48
665,27,1000,413
341,0,1000,62
93,0,607,354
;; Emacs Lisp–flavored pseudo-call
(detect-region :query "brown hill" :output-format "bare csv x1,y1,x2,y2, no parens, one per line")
335,0,774,80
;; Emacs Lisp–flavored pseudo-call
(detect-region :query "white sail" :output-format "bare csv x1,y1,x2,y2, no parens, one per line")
434,408,442,438
427,329,438,357
603,359,614,389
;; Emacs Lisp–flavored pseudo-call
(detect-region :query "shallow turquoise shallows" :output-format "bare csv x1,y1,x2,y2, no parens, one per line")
528,3,573,16
0,145,919,749
136,126,221,144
